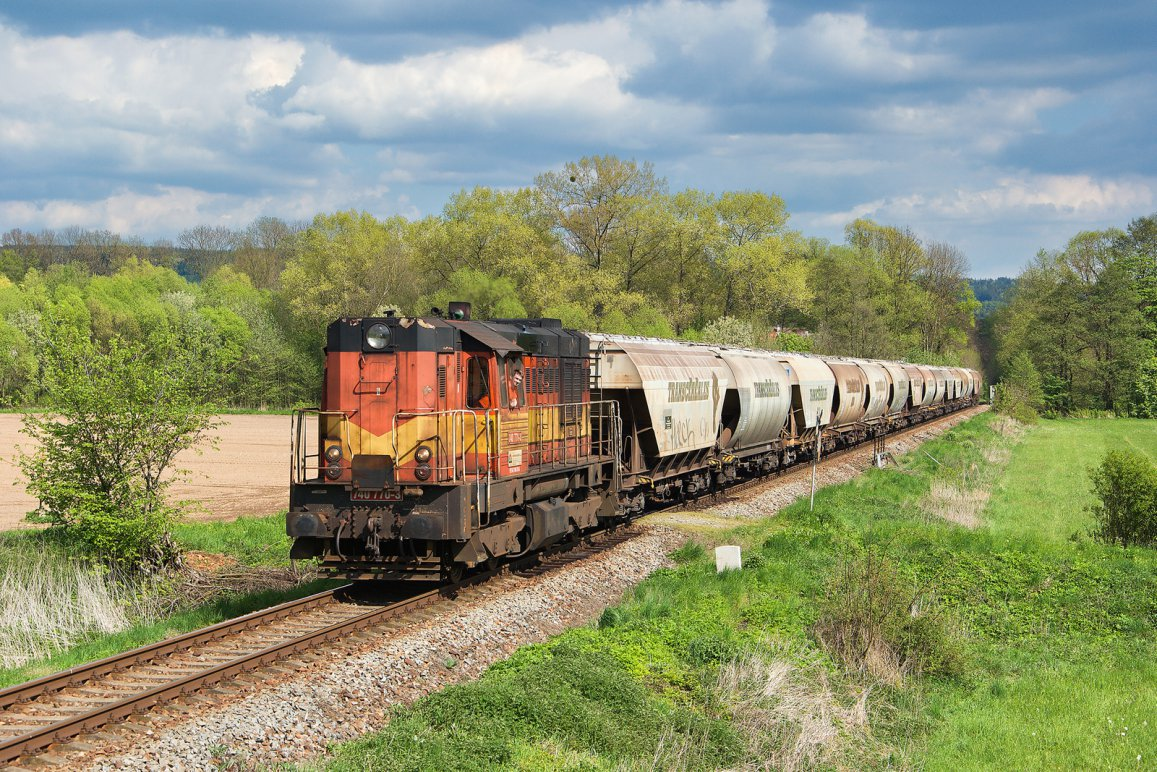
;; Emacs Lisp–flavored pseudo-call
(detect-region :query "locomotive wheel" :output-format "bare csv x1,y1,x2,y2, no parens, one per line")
443,561,465,584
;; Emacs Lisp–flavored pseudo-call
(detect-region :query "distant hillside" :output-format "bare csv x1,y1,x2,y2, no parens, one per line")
970,277,1015,317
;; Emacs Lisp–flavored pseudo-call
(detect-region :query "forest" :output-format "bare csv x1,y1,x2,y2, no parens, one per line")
989,216,1157,416
0,155,1152,414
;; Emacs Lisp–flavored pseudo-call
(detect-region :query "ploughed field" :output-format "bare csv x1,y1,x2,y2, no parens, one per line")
0,414,291,531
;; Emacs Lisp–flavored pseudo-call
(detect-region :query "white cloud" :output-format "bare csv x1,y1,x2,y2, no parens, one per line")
0,25,302,131
285,42,646,132
775,12,952,84
805,174,1155,228
868,87,1072,153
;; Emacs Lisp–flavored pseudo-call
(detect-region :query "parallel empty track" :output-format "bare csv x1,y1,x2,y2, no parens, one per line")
0,527,641,767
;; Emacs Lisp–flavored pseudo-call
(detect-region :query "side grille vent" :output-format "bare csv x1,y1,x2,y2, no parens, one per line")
437,366,447,397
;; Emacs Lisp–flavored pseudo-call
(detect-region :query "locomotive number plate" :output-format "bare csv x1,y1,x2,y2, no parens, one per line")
351,489,401,501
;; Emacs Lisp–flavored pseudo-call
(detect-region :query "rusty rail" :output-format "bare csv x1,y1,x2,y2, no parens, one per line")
0,528,641,766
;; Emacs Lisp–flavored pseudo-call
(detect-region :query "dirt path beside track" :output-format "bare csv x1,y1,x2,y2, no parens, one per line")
0,414,292,532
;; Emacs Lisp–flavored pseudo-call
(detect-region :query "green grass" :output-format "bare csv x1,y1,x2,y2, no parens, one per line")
172,511,292,566
984,418,1157,543
320,413,1157,770
925,644,1157,770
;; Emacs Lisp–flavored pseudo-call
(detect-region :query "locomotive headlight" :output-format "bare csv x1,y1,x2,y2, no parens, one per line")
414,464,432,481
325,445,342,462
414,445,432,463
366,323,391,350
324,461,342,480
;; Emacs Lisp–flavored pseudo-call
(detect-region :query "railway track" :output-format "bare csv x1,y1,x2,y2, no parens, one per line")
0,527,639,767
0,404,983,767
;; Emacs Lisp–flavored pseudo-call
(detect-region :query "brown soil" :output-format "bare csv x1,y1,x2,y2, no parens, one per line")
0,414,291,532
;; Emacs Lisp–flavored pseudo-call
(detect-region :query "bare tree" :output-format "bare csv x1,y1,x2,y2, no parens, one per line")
177,225,238,280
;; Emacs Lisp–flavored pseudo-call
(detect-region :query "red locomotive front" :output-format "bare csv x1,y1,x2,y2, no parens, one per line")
286,307,621,580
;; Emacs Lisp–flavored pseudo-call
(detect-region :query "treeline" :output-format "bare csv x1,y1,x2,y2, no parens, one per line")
992,214,1157,416
0,155,980,408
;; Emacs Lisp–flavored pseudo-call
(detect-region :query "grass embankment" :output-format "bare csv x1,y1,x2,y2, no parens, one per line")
324,415,1157,771
0,512,340,688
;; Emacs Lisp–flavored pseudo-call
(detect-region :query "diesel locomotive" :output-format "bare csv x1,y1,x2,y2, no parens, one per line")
286,305,980,580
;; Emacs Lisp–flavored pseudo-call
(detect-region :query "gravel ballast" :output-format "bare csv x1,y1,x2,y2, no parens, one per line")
79,527,685,770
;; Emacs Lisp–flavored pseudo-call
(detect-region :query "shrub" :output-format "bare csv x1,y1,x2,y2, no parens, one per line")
1089,449,1157,548
994,352,1045,423
19,327,227,571
813,550,966,682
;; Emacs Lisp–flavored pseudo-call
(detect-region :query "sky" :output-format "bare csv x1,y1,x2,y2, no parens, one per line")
0,1,1153,278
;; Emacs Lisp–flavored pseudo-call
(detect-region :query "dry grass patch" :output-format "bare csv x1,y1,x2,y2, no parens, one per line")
921,479,988,529
710,650,872,771
0,553,134,668
990,415,1026,439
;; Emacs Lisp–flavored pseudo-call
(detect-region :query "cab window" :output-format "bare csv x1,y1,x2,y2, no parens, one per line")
501,356,525,409
467,356,492,409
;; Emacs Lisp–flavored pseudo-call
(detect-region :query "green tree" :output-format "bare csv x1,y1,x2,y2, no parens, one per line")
808,243,895,358
420,268,528,320
19,328,227,569
535,155,665,272
699,316,758,348
994,352,1045,422
278,210,418,352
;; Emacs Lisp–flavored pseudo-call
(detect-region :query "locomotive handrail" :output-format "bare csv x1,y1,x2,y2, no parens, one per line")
389,400,620,483
290,408,359,484
391,408,494,514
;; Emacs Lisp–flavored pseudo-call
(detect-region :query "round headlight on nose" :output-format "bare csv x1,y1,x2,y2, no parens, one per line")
366,323,391,350
415,445,432,463
325,445,342,462
324,461,342,480
414,464,432,481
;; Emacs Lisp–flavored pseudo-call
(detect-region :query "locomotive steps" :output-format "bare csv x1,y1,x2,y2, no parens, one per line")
4,406,984,770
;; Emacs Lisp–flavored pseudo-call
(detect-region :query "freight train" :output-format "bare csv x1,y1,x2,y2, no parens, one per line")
286,305,980,580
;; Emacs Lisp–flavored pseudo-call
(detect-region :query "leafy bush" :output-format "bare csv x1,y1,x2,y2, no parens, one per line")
1089,449,1157,548
994,352,1045,423
19,327,227,570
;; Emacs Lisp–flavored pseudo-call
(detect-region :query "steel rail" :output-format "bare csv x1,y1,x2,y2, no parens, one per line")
0,583,350,713
0,527,639,765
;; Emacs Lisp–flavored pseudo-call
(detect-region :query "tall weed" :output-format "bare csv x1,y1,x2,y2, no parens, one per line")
813,550,967,683
0,549,137,668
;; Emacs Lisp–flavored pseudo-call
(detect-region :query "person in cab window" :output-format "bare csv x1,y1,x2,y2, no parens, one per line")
504,358,525,409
